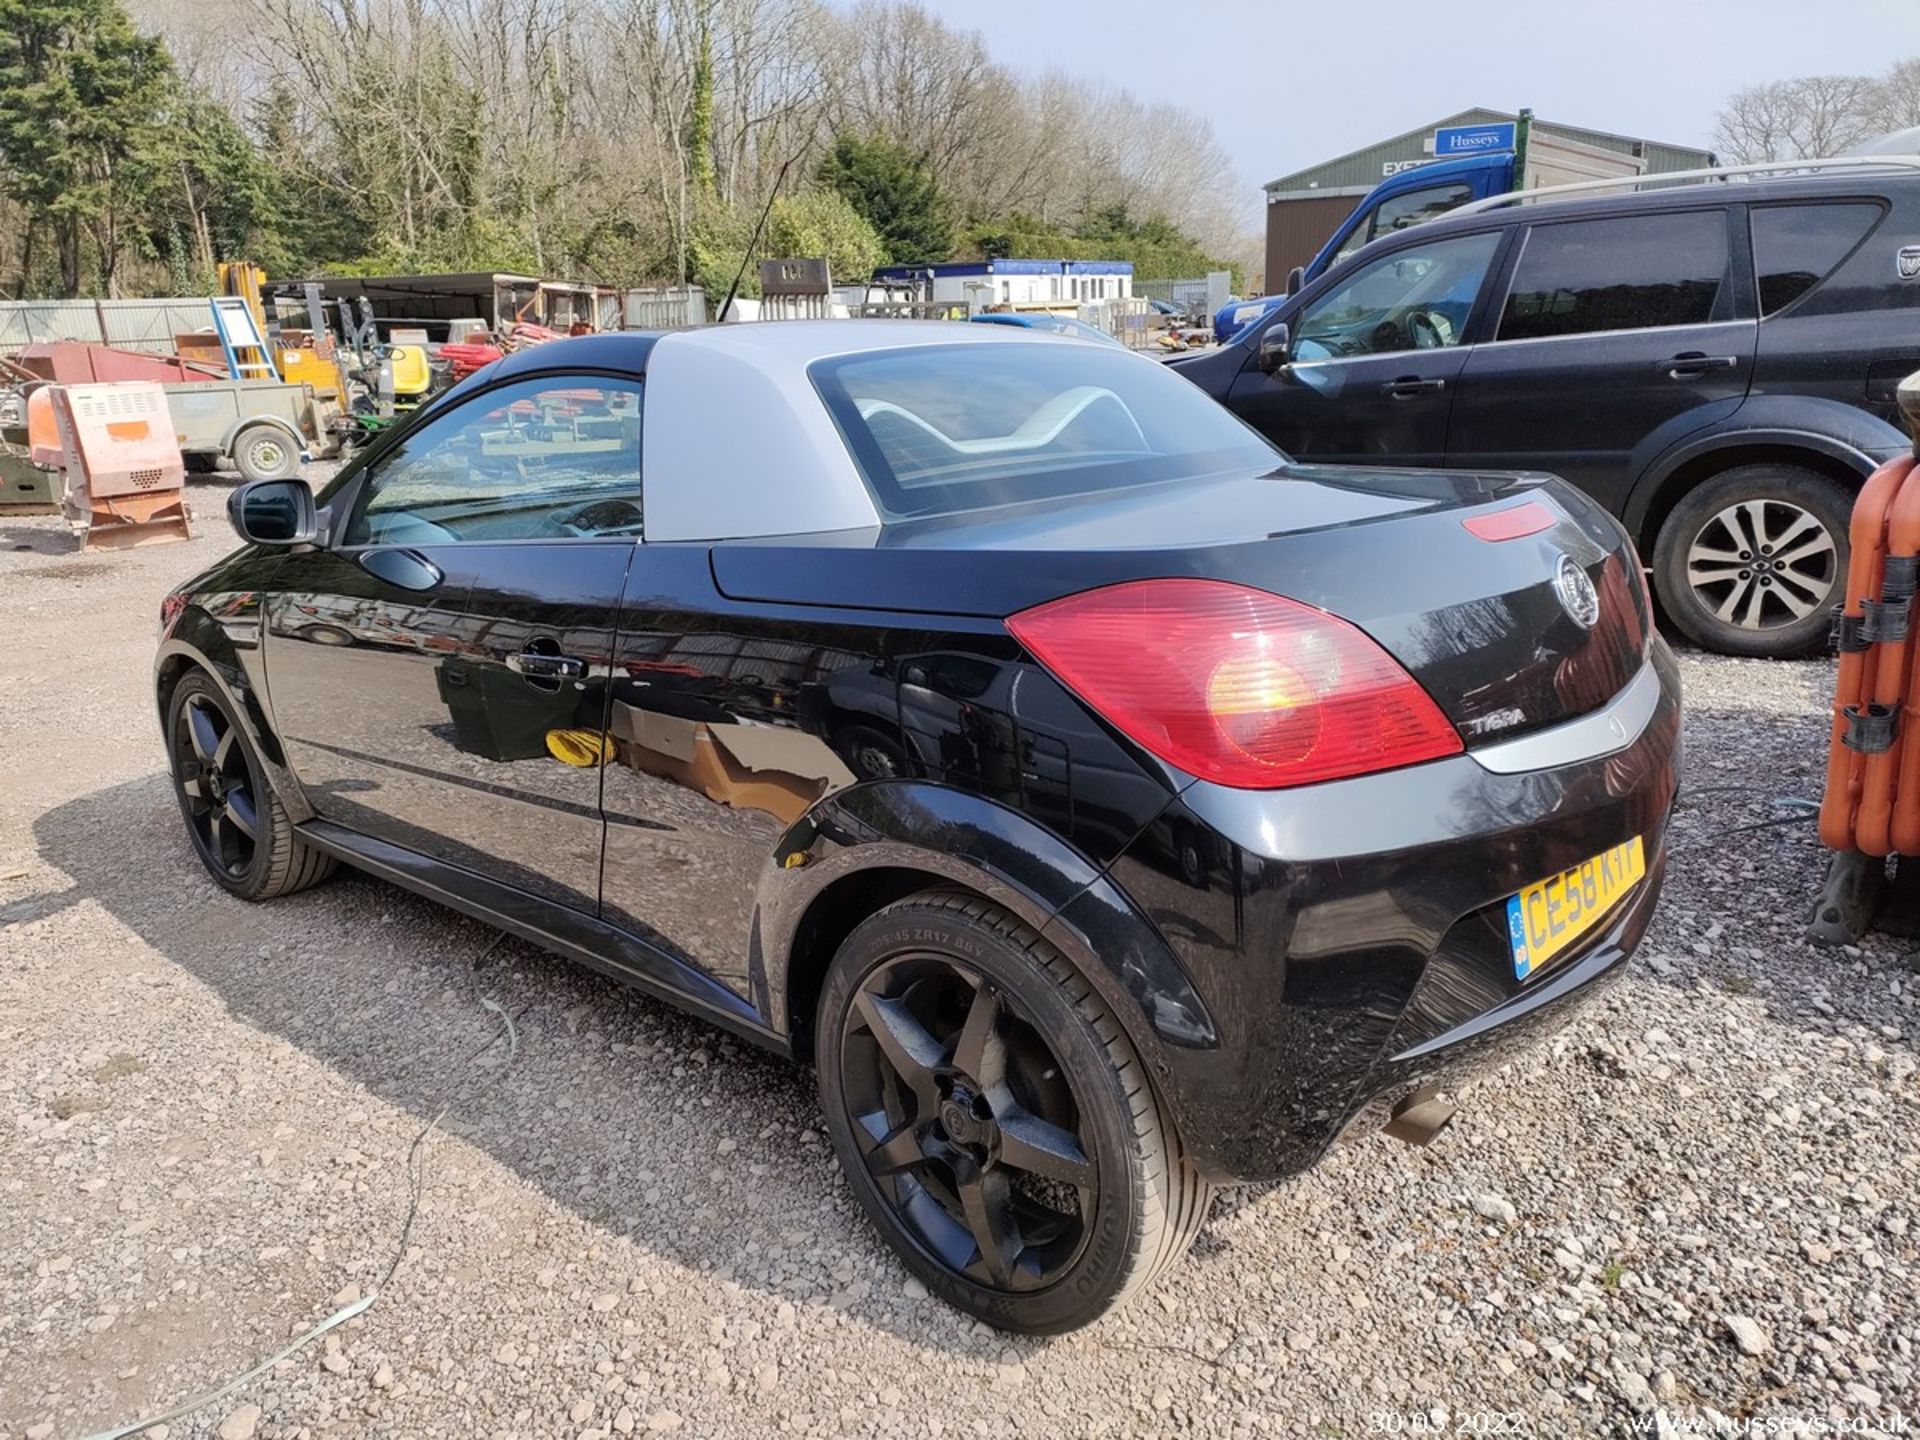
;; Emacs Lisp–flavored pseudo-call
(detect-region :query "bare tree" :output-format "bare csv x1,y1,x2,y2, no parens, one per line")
1714,72,1883,162
1866,56,1920,135
115,0,1246,287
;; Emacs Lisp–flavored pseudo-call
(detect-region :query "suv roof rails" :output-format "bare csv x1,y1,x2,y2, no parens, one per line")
1448,154,1920,218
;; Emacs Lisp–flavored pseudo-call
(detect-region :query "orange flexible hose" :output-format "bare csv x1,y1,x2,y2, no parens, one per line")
1854,461,1920,855
1819,455,1915,851
1890,564,1920,855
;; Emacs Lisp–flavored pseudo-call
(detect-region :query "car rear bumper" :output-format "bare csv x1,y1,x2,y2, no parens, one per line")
1076,639,1681,1184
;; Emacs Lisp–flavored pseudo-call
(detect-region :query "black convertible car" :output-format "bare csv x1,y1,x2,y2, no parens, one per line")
157,323,1679,1333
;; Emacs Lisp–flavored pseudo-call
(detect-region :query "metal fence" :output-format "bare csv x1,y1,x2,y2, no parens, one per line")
849,299,968,320
758,294,833,321
0,289,706,355
620,286,707,330
1084,297,1157,350
1130,272,1234,319
0,298,220,354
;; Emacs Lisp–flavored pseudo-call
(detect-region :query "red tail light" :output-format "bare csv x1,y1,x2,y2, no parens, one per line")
1006,579,1462,789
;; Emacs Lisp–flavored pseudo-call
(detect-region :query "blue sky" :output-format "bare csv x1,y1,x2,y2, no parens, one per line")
910,0,1920,223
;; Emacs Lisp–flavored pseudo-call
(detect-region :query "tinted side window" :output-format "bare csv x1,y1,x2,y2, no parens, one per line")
1295,230,1502,361
1499,211,1729,342
344,376,644,545
1750,202,1882,316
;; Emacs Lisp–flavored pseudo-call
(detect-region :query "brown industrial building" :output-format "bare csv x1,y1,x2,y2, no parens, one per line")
1262,108,1716,289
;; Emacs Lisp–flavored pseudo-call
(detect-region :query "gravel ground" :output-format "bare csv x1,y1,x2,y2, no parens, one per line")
1,474,1915,1439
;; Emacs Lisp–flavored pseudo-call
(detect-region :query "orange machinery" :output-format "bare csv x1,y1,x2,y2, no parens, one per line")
45,381,192,550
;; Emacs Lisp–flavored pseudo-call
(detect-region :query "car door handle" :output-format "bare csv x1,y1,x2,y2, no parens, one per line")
1381,377,1446,398
1661,353,1739,379
509,652,586,681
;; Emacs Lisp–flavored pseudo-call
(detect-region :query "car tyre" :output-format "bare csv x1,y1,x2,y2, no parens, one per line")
164,670,335,900
1651,464,1851,658
817,889,1212,1334
232,424,301,482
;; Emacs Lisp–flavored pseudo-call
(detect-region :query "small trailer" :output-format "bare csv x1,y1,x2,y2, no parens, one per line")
6,343,340,481
161,378,336,480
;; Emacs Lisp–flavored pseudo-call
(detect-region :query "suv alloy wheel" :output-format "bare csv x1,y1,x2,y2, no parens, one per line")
1651,464,1852,658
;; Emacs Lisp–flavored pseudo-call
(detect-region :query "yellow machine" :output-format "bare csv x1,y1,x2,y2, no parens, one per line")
388,344,432,408
218,261,269,332
220,264,442,441
275,336,347,400
220,261,349,401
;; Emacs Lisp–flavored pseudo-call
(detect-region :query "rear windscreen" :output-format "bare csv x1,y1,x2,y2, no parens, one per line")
810,341,1280,519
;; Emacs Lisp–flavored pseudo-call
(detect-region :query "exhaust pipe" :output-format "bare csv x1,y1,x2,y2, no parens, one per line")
1383,1088,1457,1147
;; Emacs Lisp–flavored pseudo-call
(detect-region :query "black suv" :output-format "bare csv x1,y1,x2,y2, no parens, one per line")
1173,164,1920,657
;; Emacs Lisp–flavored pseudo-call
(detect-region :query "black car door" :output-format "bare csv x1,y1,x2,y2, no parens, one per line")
269,372,645,914
1444,206,1756,514
1224,228,1507,467
596,557,880,1001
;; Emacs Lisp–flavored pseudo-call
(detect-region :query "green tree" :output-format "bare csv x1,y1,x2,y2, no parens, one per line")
817,132,952,265
0,0,176,295
242,79,370,276
167,95,294,283
684,190,753,301
687,11,716,196
766,189,885,283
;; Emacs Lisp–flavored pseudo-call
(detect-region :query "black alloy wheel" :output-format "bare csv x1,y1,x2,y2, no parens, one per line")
818,891,1212,1333
164,670,336,900
840,952,1096,1292
173,687,262,881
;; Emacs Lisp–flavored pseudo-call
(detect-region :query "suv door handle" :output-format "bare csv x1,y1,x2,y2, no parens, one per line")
509,652,586,681
1661,353,1739,379
1381,377,1446,398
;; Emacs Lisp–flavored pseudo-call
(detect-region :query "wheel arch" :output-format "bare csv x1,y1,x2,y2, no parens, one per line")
776,863,963,1065
1625,400,1904,556
756,781,1215,1075
1632,439,1869,561
156,620,313,823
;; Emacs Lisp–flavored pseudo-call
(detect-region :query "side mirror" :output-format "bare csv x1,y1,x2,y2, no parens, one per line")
229,478,319,546
1257,322,1292,375
1286,266,1305,297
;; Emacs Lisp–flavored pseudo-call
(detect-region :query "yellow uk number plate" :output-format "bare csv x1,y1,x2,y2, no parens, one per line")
1505,837,1646,981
